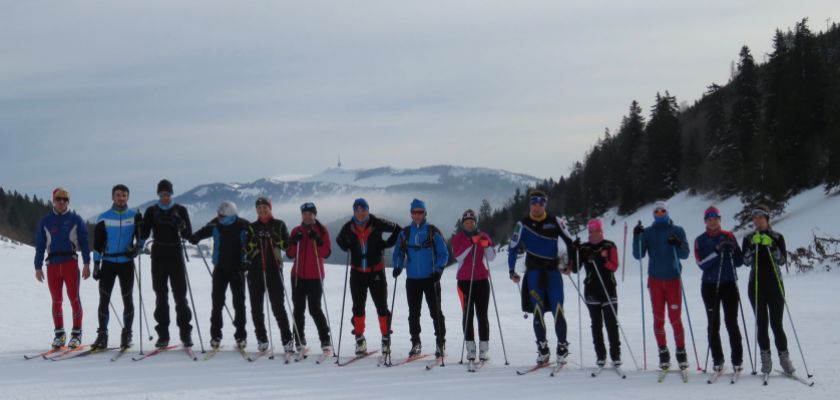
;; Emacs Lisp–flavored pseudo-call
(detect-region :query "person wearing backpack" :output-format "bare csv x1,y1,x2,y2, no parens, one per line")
392,199,450,360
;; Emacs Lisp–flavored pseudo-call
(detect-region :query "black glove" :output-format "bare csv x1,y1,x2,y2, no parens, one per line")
188,235,200,245
400,240,408,252
126,245,139,259
509,270,521,283
716,239,736,254
573,237,581,248
667,235,682,247
633,223,644,238
579,245,593,261
393,267,403,278
92,262,101,281
431,270,442,282
308,229,323,246
291,231,304,244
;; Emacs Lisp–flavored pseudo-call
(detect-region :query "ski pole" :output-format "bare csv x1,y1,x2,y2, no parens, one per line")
313,238,335,355
272,245,304,355
672,247,701,371
485,253,509,365
335,253,350,364
752,243,759,375
589,259,640,370
729,251,755,374
134,254,154,341
385,259,402,366
576,242,583,369
180,238,206,353
459,243,479,365
194,242,235,324
766,246,813,378
636,223,647,370
431,246,446,366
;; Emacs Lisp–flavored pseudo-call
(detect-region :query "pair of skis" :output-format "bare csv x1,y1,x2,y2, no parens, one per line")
591,365,627,379
764,370,815,387
339,350,440,369
657,368,689,383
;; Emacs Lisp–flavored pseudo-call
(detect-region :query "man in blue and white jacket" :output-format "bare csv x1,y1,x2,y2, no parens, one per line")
393,199,449,359
91,184,143,351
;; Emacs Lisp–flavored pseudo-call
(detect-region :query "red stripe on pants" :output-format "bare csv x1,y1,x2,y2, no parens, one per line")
47,260,83,330
648,277,685,348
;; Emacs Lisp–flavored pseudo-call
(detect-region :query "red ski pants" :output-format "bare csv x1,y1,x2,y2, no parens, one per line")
47,260,83,331
648,277,685,348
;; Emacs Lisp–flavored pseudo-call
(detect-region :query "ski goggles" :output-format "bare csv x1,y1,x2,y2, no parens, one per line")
158,191,172,198
653,208,667,215
751,208,769,219
704,211,721,220
529,196,547,206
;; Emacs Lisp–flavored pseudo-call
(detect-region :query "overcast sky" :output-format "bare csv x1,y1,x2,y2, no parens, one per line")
1,1,837,216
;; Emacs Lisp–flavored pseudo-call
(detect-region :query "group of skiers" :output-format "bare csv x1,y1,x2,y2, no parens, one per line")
32,182,802,380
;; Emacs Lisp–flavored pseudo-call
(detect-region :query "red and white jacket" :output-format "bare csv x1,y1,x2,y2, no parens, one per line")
286,222,331,280
451,230,496,281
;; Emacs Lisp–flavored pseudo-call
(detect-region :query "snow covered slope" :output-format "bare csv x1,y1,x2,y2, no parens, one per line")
1,186,838,399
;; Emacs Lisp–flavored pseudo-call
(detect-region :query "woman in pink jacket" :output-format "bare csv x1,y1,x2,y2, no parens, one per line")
451,209,496,363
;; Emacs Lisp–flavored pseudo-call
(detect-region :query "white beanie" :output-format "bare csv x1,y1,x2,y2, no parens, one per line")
653,200,669,213
218,201,238,217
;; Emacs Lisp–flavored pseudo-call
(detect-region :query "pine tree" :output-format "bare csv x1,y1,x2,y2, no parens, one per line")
617,101,647,213
730,45,761,192
643,92,683,201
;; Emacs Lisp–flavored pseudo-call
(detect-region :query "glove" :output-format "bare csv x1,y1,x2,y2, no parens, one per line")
633,223,644,238
126,245,139,258
479,239,490,248
292,231,304,244
392,267,403,278
188,235,199,245
92,262,102,281
471,235,481,245
750,233,762,245
573,237,581,248
716,239,736,253
308,229,323,246
509,270,521,283
579,245,593,261
760,234,773,246
400,240,408,252
432,270,442,282
667,235,682,247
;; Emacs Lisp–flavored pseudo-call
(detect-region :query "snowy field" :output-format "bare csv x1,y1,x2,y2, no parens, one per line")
1,189,838,399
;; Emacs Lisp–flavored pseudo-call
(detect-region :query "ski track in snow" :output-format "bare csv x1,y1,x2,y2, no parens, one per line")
2,189,838,399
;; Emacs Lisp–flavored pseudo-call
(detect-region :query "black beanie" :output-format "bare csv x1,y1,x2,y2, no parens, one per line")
157,179,173,194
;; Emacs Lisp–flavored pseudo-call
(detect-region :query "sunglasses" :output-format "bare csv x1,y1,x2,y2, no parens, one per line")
751,209,769,218
654,208,667,215
158,192,172,198
411,210,426,216
54,197,69,203
529,197,547,206
704,213,721,220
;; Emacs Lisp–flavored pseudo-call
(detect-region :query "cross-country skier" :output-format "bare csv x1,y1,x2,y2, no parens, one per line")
742,205,796,375
139,179,194,349
572,218,622,368
286,202,333,355
34,187,91,349
693,206,744,373
190,201,250,350
451,209,496,362
91,184,142,351
243,196,295,355
508,190,576,365
632,200,690,371
335,198,401,356
393,199,449,359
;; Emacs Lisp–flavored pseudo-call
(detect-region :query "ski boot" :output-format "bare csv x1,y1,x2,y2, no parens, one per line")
408,340,422,357
478,341,489,361
283,341,296,355
658,346,671,370
596,359,607,368
52,329,66,349
355,335,367,355
381,336,391,356
320,339,333,355
257,341,270,352
155,337,170,349
556,342,569,365
210,338,222,350
536,341,550,365
236,339,247,351
675,347,689,370
760,350,772,374
68,329,83,349
435,339,446,358
181,335,194,349
779,351,796,374
120,329,133,350
466,341,477,361
91,330,108,350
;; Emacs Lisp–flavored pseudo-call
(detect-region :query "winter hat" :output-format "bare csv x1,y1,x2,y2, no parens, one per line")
704,206,721,220
218,201,238,217
255,196,272,209
653,200,668,213
461,209,477,222
157,179,173,195
751,204,771,221
300,202,317,215
587,218,603,232
410,198,426,211
353,198,369,211
52,187,70,201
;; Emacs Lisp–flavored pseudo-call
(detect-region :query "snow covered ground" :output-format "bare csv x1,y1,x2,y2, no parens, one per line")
1,188,838,399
